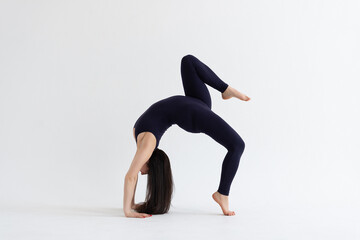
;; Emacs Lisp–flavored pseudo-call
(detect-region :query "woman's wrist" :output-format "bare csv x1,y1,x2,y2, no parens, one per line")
124,208,132,216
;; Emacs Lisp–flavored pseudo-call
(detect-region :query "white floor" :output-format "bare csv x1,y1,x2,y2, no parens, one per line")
1,203,359,240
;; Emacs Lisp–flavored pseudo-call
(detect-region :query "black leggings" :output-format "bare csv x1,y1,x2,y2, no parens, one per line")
180,54,245,196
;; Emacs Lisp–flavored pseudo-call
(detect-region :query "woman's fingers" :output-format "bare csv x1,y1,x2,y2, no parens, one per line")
138,213,152,218
125,211,152,218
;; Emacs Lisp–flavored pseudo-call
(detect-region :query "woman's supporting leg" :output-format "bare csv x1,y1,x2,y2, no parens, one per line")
181,54,229,109
195,108,245,215
197,108,245,196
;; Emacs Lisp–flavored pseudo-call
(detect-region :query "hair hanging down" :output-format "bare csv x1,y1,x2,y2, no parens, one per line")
134,148,174,214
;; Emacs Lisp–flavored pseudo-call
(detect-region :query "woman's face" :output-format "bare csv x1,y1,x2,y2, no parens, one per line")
140,161,149,175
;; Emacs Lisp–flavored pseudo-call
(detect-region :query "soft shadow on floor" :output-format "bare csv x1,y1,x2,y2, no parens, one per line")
0,205,123,217
170,207,223,216
0,205,223,217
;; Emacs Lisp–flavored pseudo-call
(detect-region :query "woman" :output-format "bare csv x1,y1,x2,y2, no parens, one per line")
124,54,250,218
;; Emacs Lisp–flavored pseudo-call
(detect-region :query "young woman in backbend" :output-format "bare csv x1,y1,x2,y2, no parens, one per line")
124,54,250,218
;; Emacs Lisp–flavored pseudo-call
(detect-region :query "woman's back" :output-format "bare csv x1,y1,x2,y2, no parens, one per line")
133,94,211,148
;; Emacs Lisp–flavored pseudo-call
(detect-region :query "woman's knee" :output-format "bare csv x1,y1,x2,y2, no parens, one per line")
228,135,245,153
181,54,196,64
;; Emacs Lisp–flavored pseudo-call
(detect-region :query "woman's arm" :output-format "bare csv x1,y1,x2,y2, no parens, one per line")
124,175,144,217
130,177,138,209
124,133,156,218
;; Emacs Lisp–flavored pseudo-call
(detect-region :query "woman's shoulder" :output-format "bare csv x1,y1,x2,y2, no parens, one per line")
136,131,157,150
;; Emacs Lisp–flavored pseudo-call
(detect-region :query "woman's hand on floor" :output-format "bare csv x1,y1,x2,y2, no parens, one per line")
125,210,152,218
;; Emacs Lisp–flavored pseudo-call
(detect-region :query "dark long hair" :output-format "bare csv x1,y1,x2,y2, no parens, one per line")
134,148,174,214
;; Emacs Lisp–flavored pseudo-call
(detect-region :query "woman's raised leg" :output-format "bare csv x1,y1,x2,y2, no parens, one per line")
180,54,229,109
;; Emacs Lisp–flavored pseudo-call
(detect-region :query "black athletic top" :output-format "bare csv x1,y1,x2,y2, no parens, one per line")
133,95,209,148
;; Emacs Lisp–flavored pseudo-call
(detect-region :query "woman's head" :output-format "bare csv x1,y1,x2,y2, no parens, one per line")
134,148,174,214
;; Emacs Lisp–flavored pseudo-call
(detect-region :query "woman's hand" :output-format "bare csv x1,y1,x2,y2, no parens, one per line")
125,210,152,218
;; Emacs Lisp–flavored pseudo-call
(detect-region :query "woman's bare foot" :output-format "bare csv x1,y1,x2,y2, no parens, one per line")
212,191,235,216
222,85,251,101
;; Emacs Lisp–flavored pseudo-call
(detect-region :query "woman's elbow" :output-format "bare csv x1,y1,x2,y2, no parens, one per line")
125,173,137,182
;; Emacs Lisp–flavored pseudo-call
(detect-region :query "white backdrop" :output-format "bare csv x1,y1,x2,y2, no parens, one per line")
1,0,360,216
